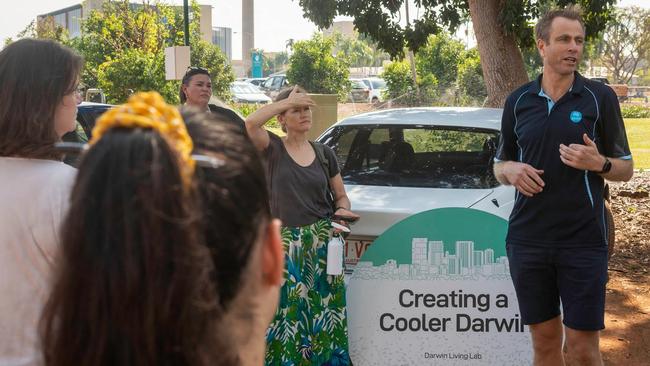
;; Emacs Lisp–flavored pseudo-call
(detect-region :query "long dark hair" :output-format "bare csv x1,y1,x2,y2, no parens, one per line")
40,126,219,366
184,108,271,307
40,106,271,366
179,67,211,104
0,39,82,159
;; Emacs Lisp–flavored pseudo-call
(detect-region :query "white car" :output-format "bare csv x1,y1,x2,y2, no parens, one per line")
316,107,516,270
230,81,272,104
357,77,387,103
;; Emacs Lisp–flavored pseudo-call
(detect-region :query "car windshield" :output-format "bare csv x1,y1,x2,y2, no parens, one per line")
371,79,386,89
320,124,500,189
351,80,367,89
231,83,261,94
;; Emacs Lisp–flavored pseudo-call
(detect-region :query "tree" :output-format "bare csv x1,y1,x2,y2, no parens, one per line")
330,32,374,67
456,48,487,104
595,6,650,84
4,17,70,46
382,60,438,106
297,0,616,107
287,33,350,99
415,32,465,90
66,0,232,103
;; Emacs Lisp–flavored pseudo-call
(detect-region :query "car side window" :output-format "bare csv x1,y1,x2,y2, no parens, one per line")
263,78,273,89
272,77,283,89
332,128,358,169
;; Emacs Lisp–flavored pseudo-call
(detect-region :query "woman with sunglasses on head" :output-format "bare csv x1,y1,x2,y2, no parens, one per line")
40,92,284,366
246,85,359,365
0,38,82,365
180,67,246,132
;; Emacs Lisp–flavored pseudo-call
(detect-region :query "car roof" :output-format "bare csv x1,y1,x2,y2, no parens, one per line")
78,102,113,108
335,107,503,130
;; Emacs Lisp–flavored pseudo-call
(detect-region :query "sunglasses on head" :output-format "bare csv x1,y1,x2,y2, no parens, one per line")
186,66,208,72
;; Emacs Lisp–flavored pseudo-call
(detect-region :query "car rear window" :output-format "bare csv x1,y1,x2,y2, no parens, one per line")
320,125,500,189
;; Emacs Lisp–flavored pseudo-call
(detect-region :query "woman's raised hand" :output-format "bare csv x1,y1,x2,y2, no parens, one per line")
285,86,316,110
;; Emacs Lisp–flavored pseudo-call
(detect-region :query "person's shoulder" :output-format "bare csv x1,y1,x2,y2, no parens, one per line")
582,77,617,100
265,131,283,150
0,158,76,193
506,80,535,105
36,160,77,184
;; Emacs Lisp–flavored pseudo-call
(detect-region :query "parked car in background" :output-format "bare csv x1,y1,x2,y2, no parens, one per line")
347,79,370,103
316,107,615,271
66,102,114,141
260,74,288,100
230,81,272,104
245,77,268,87
62,102,114,166
359,77,387,104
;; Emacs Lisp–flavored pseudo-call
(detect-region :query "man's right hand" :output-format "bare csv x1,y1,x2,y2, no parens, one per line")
499,161,545,197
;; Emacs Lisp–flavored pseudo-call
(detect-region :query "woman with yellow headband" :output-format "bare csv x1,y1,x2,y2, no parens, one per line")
40,92,284,366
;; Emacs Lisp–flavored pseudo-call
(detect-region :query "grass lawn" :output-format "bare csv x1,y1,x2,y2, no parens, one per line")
624,118,650,170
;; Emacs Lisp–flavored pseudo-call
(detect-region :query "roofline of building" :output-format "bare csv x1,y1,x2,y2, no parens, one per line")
38,3,82,18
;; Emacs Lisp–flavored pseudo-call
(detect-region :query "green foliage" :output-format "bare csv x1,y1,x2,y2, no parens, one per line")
381,60,414,100
456,49,487,104
297,0,616,59
97,48,181,104
405,129,491,154
65,0,232,103
232,103,280,129
415,33,465,89
287,34,350,99
381,59,438,106
330,32,373,67
621,105,650,119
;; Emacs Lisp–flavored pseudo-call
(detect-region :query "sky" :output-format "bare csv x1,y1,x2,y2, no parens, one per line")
1,0,649,58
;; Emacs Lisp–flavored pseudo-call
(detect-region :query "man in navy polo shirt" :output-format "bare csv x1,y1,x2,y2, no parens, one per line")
494,6,633,366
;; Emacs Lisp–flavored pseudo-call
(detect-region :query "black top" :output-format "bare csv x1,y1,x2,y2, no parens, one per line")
208,104,246,133
496,72,632,248
264,132,340,227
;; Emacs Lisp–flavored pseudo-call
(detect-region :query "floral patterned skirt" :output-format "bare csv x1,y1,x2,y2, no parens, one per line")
265,218,351,366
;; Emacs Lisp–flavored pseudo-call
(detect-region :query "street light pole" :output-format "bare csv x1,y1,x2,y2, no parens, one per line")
183,0,190,46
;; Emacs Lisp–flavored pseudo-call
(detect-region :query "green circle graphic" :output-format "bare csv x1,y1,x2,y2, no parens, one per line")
360,208,508,266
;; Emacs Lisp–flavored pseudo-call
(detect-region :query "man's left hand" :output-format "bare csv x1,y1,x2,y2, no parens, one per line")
559,133,605,172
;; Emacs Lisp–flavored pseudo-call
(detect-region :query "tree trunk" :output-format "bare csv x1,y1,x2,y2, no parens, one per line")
468,0,530,108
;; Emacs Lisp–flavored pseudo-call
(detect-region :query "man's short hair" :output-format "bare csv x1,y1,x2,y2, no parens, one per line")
535,5,585,43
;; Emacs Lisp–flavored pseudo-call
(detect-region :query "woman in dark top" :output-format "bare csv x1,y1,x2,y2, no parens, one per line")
180,67,245,132
246,85,359,365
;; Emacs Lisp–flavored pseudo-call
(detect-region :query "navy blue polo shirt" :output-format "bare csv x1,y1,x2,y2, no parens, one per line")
496,72,632,248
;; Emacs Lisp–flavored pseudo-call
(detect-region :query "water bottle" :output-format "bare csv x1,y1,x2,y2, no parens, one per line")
327,236,344,275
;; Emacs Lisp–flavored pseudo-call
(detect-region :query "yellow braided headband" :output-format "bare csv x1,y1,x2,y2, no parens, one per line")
89,91,195,185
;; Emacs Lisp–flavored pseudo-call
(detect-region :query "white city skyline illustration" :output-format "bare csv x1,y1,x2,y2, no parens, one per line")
354,238,510,280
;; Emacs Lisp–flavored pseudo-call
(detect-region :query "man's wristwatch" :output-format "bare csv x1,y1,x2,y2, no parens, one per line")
597,157,612,174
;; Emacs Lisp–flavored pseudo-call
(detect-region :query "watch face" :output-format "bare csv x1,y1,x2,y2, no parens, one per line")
602,159,612,174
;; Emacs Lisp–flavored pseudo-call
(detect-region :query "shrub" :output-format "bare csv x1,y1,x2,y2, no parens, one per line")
621,104,650,118
287,34,350,100
381,60,438,106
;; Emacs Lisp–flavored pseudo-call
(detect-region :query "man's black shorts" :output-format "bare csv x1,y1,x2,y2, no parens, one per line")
507,244,608,331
